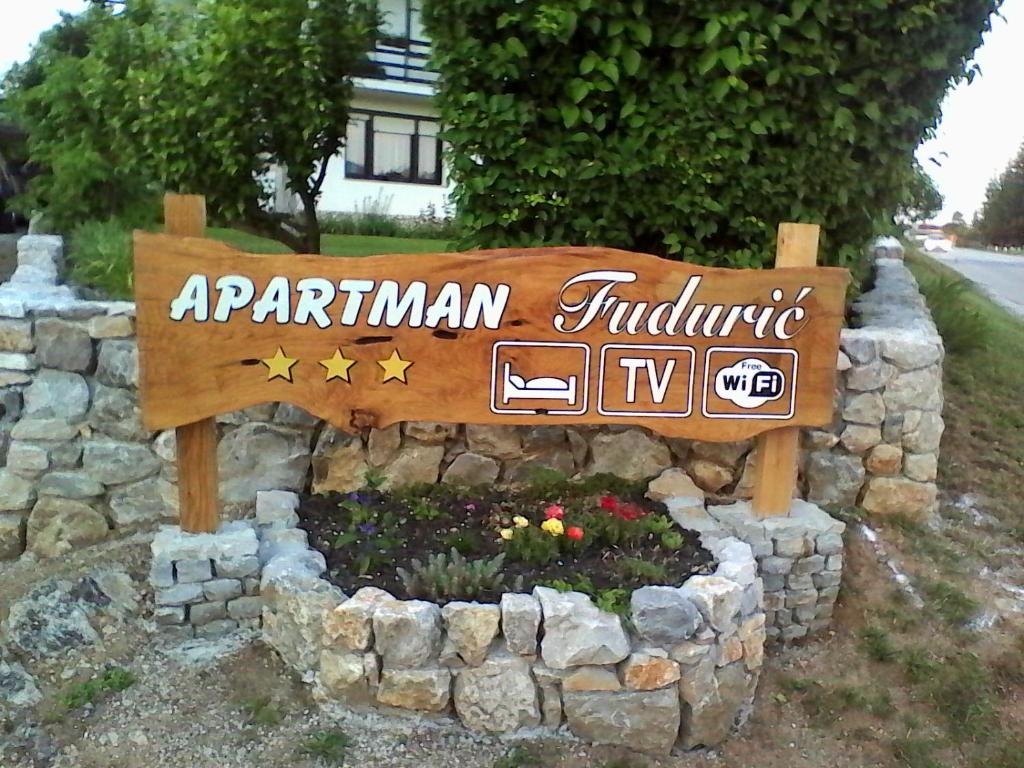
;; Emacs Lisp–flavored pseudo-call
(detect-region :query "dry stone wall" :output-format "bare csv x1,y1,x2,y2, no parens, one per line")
0,238,942,562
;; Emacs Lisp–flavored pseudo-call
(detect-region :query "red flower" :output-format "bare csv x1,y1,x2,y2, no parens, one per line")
599,495,619,511
612,502,647,522
544,504,565,520
566,526,584,541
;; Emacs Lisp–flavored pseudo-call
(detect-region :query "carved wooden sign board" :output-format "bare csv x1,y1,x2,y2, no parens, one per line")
134,233,849,443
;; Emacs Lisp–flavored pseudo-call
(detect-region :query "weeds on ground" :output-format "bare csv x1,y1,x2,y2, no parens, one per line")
300,729,352,766
60,667,137,710
916,274,991,355
778,676,894,726
237,695,282,726
492,745,542,768
860,625,898,662
919,580,979,627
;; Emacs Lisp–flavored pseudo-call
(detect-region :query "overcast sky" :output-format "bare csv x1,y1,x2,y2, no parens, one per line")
2,0,1022,223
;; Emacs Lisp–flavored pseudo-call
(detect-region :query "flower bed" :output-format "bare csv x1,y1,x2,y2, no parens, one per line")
298,476,714,609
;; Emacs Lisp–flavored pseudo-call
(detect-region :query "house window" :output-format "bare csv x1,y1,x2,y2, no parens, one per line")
345,112,443,185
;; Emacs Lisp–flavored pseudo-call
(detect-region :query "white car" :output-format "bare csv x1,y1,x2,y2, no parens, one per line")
923,237,954,254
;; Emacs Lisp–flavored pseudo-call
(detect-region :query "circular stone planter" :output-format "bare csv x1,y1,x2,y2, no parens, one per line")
256,492,766,755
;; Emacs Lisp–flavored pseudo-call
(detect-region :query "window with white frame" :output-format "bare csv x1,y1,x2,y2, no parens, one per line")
345,112,442,185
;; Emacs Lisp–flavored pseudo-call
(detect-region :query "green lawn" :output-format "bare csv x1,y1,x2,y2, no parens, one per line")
207,227,449,257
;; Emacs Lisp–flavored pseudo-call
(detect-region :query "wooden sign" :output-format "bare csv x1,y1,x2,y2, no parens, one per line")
134,233,849,443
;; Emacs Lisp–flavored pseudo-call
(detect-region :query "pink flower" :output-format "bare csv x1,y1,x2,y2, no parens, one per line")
599,495,619,511
544,504,565,520
566,526,584,541
464,503,477,511
612,502,647,522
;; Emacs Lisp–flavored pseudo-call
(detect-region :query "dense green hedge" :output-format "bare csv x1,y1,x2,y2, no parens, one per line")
423,0,999,268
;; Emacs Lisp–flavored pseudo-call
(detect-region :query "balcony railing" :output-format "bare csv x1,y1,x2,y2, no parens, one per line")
358,37,437,85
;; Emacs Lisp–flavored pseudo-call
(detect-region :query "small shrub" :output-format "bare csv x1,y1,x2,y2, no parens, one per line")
900,647,939,684
860,625,898,663
397,548,519,601
617,557,670,583
237,695,281,726
68,218,134,299
300,729,352,766
60,666,137,710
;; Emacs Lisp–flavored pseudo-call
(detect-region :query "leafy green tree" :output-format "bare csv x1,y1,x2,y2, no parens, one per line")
975,142,1024,247
898,162,943,224
5,0,379,253
423,0,999,268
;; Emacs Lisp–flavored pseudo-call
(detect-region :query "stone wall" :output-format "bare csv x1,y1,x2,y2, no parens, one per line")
0,238,943,561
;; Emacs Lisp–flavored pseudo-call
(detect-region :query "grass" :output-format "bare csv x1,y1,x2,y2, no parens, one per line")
492,746,542,768
45,667,137,719
207,227,449,257
860,625,898,662
300,729,352,766
236,695,282,727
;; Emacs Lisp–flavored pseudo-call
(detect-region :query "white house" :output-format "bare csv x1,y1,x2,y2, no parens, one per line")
272,0,453,219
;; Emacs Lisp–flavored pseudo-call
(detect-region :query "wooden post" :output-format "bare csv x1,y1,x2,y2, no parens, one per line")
751,222,821,518
164,194,220,533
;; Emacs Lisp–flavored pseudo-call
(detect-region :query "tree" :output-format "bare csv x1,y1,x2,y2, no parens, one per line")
898,163,944,224
423,0,1000,269
975,142,1024,247
4,0,379,253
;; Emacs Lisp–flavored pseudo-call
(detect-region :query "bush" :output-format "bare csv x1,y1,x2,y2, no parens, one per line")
423,0,999,269
68,218,133,299
917,275,990,356
319,193,457,239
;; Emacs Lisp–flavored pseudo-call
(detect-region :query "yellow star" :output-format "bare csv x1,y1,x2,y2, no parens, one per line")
377,349,413,384
320,349,356,383
261,347,297,382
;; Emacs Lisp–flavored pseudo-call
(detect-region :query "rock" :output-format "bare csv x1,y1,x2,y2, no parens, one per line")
3,579,101,658
842,391,885,425
631,586,702,646
11,418,81,441
588,429,671,481
367,425,402,467
95,339,138,388
860,477,937,519
839,424,881,454
865,444,903,476
255,490,300,529
621,653,681,691
26,497,108,557
562,688,680,755
442,452,500,486
34,319,93,372
87,314,134,339
688,459,735,493
373,600,443,668
109,477,168,527
5,442,48,472
379,442,444,490
690,441,750,468
880,338,942,369
319,649,369,702
272,402,319,427
262,568,345,673
884,368,942,411
680,661,757,748
679,577,742,633
152,522,259,562
0,660,42,710
534,587,630,669
904,452,938,482
846,359,895,391
902,410,944,453
0,352,35,371
505,447,575,483
38,471,105,499
538,684,562,728
323,587,396,652
0,514,25,559
219,423,311,503
804,452,865,507
500,593,541,655
377,668,450,712
24,369,90,419
13,236,63,283
466,424,521,460
562,666,621,692
442,602,500,666
646,468,706,504
312,427,367,494
88,383,147,441
83,439,161,485
0,319,33,352
454,653,540,732
0,471,37,511
404,421,455,444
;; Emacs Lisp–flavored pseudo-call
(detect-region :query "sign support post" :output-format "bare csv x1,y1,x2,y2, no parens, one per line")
163,194,220,533
751,223,822,518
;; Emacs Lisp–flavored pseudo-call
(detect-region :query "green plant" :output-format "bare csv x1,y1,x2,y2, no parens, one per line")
900,647,939,684
409,498,444,521
503,523,562,566
60,667,137,710
68,218,133,299
860,625,898,663
617,557,670,583
538,574,595,594
442,530,483,556
492,745,542,768
593,588,630,618
423,0,999,269
333,499,404,576
921,580,979,627
660,531,684,551
397,548,520,601
237,696,282,726
919,276,991,356
300,729,352,766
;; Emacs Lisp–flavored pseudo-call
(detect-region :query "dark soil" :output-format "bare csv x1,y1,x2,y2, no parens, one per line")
298,478,715,605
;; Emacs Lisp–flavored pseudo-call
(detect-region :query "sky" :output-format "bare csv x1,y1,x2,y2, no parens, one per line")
1,0,1022,224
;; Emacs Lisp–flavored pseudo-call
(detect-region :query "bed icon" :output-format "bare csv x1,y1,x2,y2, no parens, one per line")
502,362,578,406
490,341,589,416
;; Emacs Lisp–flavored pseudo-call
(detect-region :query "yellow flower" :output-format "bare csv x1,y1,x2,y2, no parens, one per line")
499,528,514,541
540,518,565,537
513,515,530,528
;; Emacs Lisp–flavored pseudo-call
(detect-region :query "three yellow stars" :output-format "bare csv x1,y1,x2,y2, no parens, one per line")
260,347,412,384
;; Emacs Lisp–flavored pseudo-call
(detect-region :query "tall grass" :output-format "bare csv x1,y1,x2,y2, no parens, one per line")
68,218,133,299
917,274,991,355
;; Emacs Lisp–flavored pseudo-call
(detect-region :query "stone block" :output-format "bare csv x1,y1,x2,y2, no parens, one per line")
311,427,367,494
785,589,819,608
195,619,239,638
220,423,311,503
26,496,108,557
96,339,138,387
563,666,621,692
563,688,680,755
774,537,810,558
150,559,174,588
792,555,826,575
760,556,793,575
367,424,402,467
442,452,500,486
679,576,742,633
842,391,885,425
154,606,185,625
816,532,844,556
83,439,160,485
87,315,134,339
216,555,260,579
34,319,93,372
826,554,843,571
786,574,815,591
88,383,146,441
38,471,104,499
904,452,938,483
227,596,263,619
261,566,344,673
0,352,36,371
11,418,80,441
539,684,562,728
6,442,48,472
24,369,90,419
500,592,541,656
319,649,369,702
255,490,300,529
156,583,205,606
0,320,33,352
273,402,319,427
203,578,243,601
376,668,450,712
813,571,842,588
189,601,228,624
453,654,541,732
781,624,808,641
324,587,397,651
687,458,734,493
534,587,630,669
373,600,443,668
840,424,882,455
620,653,681,691
645,467,706,504
587,429,672,481
151,522,259,563
0,513,26,559
465,424,521,460
860,477,937,518
175,558,213,583
865,444,903,476
442,601,500,667
379,441,445,490
630,585,701,646
805,452,865,507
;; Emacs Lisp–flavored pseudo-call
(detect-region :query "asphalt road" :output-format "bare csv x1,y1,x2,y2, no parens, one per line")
931,246,1024,320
